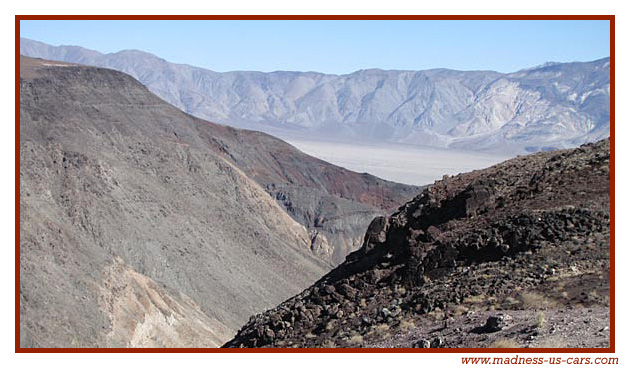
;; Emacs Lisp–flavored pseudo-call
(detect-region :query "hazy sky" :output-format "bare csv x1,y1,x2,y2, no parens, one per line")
20,19,610,74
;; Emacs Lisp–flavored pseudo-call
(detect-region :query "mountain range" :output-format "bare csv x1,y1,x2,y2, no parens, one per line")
20,38,610,154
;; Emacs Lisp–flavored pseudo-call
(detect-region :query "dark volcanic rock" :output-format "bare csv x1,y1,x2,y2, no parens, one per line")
477,315,509,333
412,339,431,348
224,139,610,349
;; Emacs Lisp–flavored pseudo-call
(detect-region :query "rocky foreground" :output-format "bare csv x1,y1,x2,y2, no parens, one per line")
224,139,611,348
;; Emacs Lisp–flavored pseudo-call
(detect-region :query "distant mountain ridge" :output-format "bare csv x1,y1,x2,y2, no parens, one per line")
20,38,610,154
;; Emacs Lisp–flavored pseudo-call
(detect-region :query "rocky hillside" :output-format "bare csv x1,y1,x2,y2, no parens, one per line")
190,124,418,264
19,56,415,348
21,38,610,154
224,139,610,348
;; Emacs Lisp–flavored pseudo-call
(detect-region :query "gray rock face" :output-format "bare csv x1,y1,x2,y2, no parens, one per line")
19,57,416,347
20,38,609,154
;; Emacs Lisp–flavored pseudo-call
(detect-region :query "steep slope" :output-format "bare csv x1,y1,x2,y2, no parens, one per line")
188,123,419,264
224,139,610,348
19,57,414,348
20,38,610,154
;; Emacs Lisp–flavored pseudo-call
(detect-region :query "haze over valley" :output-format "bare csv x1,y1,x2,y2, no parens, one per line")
284,139,509,186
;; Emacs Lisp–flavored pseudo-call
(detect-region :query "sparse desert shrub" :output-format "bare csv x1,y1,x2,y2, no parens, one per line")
399,319,415,331
453,304,470,316
427,308,446,320
349,334,364,345
520,292,557,310
490,339,521,348
373,323,390,335
463,294,486,304
535,312,546,329
503,296,520,307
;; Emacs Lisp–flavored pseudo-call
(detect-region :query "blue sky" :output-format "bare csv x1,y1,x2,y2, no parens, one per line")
20,20,610,74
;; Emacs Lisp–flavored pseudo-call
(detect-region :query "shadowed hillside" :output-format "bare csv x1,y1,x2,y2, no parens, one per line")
19,56,416,347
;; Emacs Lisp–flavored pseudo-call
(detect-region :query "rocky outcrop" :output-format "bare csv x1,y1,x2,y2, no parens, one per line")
224,139,610,348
